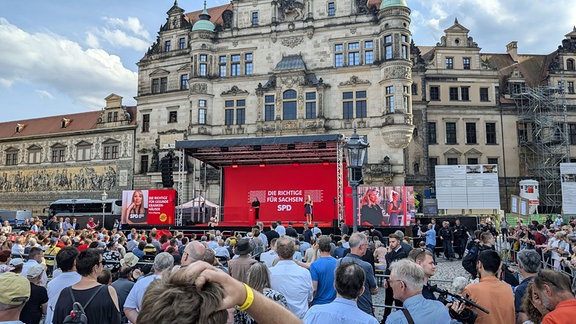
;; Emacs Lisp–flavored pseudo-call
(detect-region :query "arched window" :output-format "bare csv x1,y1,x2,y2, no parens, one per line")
282,90,297,120
567,58,575,71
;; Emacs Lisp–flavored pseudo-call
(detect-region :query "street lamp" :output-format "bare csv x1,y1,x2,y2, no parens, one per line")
101,191,108,229
344,128,369,232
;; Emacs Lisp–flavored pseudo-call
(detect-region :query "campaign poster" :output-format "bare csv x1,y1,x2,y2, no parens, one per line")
356,186,415,227
223,163,339,224
121,189,176,225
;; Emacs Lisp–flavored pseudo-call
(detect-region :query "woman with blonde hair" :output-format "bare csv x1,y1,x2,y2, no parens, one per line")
122,190,148,225
304,195,313,225
234,262,287,324
359,188,383,226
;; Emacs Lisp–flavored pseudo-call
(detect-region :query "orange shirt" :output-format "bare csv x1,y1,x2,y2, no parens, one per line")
462,275,515,324
542,299,576,324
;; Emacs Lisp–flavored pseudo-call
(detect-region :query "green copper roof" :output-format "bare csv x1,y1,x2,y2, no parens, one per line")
192,19,215,32
380,0,408,9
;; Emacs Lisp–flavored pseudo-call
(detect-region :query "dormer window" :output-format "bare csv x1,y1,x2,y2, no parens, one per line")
61,118,71,128
15,123,25,133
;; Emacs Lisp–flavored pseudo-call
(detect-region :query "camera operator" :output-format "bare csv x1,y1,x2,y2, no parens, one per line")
460,250,514,324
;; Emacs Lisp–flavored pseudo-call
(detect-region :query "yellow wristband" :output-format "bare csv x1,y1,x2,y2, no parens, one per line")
235,283,254,311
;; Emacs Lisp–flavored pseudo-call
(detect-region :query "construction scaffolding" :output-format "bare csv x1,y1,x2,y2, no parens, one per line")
515,84,570,211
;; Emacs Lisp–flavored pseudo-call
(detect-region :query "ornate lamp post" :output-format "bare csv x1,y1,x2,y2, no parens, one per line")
344,128,369,232
101,191,108,229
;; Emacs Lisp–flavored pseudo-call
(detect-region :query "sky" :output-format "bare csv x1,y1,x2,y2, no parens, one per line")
1,0,575,123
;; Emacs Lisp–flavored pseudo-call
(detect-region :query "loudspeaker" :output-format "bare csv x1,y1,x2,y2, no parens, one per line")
161,155,174,188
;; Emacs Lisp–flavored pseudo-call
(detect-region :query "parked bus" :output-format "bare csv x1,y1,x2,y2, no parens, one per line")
47,199,122,229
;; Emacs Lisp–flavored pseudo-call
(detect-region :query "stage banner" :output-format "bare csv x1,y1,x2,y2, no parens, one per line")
223,164,339,224
121,189,176,225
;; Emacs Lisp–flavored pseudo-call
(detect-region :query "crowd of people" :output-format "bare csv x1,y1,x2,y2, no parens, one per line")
0,215,575,324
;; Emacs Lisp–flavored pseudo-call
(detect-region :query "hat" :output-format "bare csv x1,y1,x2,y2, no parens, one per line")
50,237,58,244
8,258,24,267
234,238,254,256
26,263,45,279
0,272,30,305
120,252,139,268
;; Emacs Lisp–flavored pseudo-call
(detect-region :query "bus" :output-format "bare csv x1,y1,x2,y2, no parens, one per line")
47,199,122,229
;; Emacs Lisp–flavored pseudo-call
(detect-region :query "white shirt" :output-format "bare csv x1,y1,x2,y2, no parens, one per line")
270,260,313,319
260,250,278,268
312,227,322,237
124,274,161,311
11,244,24,256
21,259,48,286
275,225,286,236
46,271,81,324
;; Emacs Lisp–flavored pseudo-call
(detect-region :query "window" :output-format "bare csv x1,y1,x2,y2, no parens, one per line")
245,53,253,75
28,146,41,164
463,57,471,70
305,92,316,119
446,57,453,69
384,35,392,60
251,12,259,26
142,114,150,132
447,158,458,165
219,56,227,77
509,82,525,94
265,95,275,121
179,37,186,49
199,54,208,77
165,40,171,52
567,59,575,71
461,87,470,101
76,142,91,161
401,35,409,59
413,162,420,174
430,86,440,101
569,124,576,145
342,91,367,119
568,81,575,94
403,86,410,113
152,77,168,94
480,88,489,101
486,123,497,144
465,122,477,144
103,141,119,160
225,99,246,125
348,42,360,66
5,149,18,166
283,90,297,120
467,158,478,165
411,83,418,96
365,41,373,64
113,112,118,122
335,44,344,67
180,74,189,90
199,100,207,125
518,122,528,143
168,111,178,123
385,86,395,113
429,157,438,177
231,54,241,76
487,158,498,166
107,112,112,123
446,122,457,144
328,2,335,16
51,145,66,163
428,122,437,144
449,87,459,101
140,155,149,174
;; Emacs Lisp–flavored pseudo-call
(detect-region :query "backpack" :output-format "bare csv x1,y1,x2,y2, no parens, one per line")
63,285,104,324
461,241,479,276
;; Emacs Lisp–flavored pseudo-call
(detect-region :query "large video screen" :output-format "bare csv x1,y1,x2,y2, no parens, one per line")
223,164,339,225
356,186,415,227
121,189,176,226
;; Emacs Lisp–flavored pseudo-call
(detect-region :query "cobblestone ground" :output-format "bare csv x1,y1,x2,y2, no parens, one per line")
373,258,471,320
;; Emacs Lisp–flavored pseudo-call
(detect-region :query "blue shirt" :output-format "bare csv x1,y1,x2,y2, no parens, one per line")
425,229,436,246
310,256,338,305
514,276,533,313
304,297,379,324
339,254,377,315
385,294,450,324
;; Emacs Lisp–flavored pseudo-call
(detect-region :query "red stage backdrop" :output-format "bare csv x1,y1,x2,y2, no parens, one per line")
223,164,339,225
122,189,176,226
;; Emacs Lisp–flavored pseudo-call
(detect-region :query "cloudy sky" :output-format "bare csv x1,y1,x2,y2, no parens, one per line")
1,0,574,123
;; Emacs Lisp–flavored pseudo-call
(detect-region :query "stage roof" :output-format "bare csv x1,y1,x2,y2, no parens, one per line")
176,134,343,167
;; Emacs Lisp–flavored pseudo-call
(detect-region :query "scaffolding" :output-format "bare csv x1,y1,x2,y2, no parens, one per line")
515,84,570,211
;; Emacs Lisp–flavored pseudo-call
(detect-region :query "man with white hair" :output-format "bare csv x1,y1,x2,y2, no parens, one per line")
124,252,174,324
384,259,450,323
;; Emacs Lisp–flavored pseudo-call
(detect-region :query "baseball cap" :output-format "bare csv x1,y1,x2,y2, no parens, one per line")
8,258,24,267
50,237,58,244
0,272,31,305
26,263,45,279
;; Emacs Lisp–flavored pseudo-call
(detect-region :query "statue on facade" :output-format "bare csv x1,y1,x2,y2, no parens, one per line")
278,0,305,21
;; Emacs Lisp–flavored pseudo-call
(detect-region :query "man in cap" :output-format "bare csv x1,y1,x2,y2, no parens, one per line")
0,272,31,323
228,238,257,283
